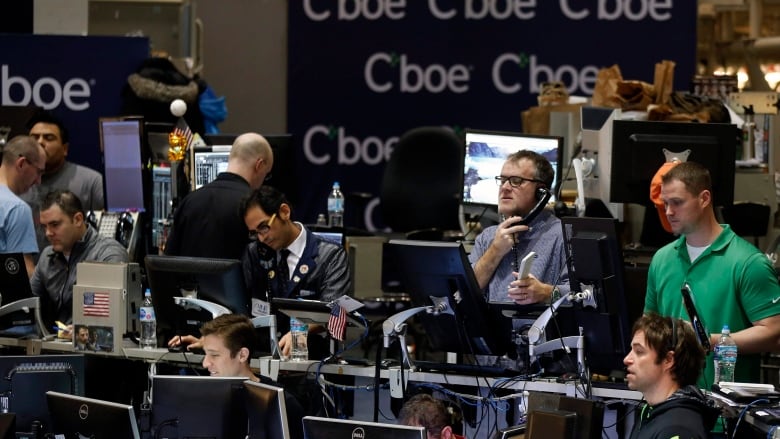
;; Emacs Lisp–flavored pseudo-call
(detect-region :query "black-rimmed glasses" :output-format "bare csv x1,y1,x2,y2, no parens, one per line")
494,175,543,188
248,213,276,240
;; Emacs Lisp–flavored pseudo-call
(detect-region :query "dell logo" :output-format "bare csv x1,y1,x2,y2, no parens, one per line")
78,404,89,420
1,65,92,111
351,427,365,439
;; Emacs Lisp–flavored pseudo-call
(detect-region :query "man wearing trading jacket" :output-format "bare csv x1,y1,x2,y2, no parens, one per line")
239,186,351,358
624,313,719,439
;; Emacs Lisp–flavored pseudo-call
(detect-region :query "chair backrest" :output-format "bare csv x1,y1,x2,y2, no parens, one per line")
721,202,770,246
380,126,463,235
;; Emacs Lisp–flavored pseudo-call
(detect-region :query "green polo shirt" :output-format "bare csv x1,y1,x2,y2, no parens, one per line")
645,225,780,387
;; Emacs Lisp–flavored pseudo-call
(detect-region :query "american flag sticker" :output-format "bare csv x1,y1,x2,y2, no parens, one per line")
83,291,110,317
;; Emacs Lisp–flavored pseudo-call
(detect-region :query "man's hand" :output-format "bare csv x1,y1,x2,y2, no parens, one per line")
167,334,203,351
506,274,552,305
278,332,292,358
491,216,530,254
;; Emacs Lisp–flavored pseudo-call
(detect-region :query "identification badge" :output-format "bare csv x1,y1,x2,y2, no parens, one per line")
251,299,271,317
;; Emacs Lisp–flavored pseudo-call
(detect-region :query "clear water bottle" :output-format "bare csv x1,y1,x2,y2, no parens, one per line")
714,325,737,383
327,182,344,228
289,317,308,361
139,289,157,349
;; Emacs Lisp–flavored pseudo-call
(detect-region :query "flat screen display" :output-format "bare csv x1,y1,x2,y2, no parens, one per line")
464,129,563,206
99,118,145,212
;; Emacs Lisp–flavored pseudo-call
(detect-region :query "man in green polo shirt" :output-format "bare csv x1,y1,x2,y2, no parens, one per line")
645,161,780,388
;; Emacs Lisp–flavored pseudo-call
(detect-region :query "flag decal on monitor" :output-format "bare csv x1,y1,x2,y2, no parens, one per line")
83,291,110,317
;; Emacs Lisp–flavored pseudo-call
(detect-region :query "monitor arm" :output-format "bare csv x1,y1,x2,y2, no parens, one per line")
382,296,453,369
0,297,51,338
173,297,231,320
251,315,279,359
526,288,593,375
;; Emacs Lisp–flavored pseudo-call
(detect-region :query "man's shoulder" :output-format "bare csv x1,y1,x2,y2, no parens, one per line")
68,162,102,179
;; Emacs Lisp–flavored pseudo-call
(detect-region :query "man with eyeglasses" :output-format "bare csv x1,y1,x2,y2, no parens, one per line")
22,111,104,254
239,185,351,359
468,150,569,306
0,135,47,276
165,132,274,259
31,189,127,329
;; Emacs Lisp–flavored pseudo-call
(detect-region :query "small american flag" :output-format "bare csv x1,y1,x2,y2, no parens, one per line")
83,291,110,317
173,117,194,151
328,305,347,341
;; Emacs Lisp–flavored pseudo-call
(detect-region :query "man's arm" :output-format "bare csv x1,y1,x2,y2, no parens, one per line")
318,245,351,302
472,218,529,289
713,314,780,354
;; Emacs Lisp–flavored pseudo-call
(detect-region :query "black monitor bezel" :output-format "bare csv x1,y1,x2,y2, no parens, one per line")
143,255,251,342
151,375,248,439
243,380,291,439
302,416,425,439
559,216,633,376
609,120,738,207
46,391,139,439
384,240,512,356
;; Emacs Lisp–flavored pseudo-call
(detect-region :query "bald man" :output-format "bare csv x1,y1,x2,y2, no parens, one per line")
0,135,47,276
165,132,274,259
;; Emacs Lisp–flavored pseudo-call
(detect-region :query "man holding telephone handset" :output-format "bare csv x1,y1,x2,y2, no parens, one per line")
469,150,569,305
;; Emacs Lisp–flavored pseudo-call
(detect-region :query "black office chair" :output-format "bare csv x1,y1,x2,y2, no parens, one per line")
721,202,770,248
380,126,463,240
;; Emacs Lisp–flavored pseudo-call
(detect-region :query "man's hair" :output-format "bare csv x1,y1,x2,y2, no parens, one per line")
398,394,450,439
505,150,554,188
661,161,712,197
199,314,257,358
633,313,706,386
2,135,41,165
41,190,85,218
239,185,291,219
26,110,69,144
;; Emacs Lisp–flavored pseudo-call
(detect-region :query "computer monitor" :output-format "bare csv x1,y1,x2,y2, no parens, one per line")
99,117,146,212
0,355,85,434
144,255,250,342
201,133,298,204
46,391,140,439
383,240,512,356
151,376,247,439
244,380,293,439
0,252,38,336
559,217,633,377
302,416,425,439
464,129,563,206
609,120,738,207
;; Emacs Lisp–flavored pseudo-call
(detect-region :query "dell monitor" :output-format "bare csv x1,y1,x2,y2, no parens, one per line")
302,416,425,439
383,240,512,356
0,355,84,434
46,391,140,439
144,255,250,342
559,217,634,377
151,375,248,439
464,129,563,207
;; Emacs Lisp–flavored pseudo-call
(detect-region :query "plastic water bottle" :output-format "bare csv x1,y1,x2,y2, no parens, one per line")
714,325,737,383
139,289,157,349
327,182,344,228
289,317,308,361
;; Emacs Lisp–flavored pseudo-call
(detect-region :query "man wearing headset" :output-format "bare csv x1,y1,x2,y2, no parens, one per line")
469,150,569,305
624,313,719,439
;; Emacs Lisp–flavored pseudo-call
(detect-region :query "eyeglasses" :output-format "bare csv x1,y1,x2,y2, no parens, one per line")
495,175,544,188
248,213,276,240
19,154,45,176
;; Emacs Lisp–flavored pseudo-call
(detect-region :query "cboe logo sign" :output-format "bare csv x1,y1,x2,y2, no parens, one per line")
1,65,93,111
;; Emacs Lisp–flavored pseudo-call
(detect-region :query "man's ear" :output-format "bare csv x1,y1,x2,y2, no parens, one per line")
279,203,291,221
440,425,453,439
238,347,250,363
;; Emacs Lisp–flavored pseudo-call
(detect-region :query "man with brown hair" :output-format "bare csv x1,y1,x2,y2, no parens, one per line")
624,313,719,438
398,394,463,439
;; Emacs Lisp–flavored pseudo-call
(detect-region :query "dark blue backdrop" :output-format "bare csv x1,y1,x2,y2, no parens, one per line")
288,1,697,230
0,34,150,173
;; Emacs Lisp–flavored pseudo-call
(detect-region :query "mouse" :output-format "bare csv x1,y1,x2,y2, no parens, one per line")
557,372,580,383
167,345,185,353
380,358,399,368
